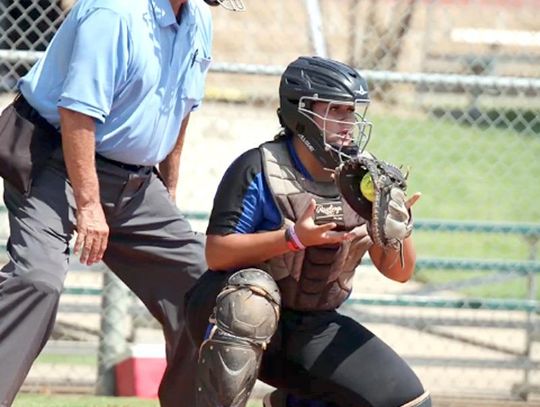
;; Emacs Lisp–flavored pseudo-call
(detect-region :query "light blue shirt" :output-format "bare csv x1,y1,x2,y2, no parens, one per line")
19,0,213,165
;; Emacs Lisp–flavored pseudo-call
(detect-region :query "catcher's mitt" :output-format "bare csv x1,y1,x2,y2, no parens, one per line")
335,155,412,254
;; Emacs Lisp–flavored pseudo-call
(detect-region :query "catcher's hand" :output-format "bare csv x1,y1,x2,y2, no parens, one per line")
334,155,419,254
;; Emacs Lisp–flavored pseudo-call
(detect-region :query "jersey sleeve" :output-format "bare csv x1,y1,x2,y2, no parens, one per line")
58,8,130,122
207,148,267,236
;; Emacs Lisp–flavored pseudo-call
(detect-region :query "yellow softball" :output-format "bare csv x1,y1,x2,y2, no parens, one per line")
360,173,375,202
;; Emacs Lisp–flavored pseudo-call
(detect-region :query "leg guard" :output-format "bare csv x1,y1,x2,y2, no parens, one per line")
401,391,432,407
195,268,281,407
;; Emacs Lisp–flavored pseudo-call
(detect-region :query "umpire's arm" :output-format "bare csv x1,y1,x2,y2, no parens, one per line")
59,107,109,266
159,114,191,202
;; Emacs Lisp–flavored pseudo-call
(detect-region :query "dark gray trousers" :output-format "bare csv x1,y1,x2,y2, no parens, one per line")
0,150,206,407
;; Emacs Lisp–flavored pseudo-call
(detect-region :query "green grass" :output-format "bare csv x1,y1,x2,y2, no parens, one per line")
13,394,261,407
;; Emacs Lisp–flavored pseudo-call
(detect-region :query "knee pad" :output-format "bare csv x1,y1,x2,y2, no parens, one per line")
401,391,431,407
195,268,281,407
213,268,281,344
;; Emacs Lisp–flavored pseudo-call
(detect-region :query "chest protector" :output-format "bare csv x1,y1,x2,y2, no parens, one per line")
257,140,372,311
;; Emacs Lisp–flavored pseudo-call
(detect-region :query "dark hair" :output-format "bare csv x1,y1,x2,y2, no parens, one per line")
273,126,294,141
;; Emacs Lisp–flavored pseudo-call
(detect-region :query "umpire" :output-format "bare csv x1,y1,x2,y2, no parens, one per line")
0,0,245,406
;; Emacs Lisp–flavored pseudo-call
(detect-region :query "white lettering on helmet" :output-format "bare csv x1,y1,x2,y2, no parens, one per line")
298,133,315,152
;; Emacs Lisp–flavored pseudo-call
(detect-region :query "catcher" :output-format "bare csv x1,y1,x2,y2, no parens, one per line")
185,56,430,407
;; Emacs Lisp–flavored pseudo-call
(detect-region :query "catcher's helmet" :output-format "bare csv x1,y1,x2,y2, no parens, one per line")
204,0,246,11
278,56,372,170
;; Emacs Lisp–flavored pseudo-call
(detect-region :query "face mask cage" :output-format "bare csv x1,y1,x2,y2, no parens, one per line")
213,0,246,11
298,96,372,164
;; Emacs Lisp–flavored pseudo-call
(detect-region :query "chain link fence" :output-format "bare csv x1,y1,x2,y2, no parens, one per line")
1,0,540,403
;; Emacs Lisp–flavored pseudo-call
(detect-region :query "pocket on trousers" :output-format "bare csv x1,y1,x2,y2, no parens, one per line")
0,103,60,195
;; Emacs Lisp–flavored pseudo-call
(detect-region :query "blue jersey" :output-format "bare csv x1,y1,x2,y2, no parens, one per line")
207,137,313,235
19,0,212,166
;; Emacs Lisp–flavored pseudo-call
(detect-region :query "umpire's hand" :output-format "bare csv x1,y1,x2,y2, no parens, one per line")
74,202,109,265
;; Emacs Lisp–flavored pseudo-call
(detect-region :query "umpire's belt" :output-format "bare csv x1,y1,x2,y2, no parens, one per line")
13,93,60,137
14,94,149,173
95,154,152,172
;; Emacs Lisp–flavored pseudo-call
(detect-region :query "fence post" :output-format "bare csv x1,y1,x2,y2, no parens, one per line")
304,0,327,57
95,267,132,396
517,235,540,400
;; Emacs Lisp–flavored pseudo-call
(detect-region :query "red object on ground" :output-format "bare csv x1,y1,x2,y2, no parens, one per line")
115,344,166,398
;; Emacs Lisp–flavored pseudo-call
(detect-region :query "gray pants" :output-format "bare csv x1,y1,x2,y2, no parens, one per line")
0,150,206,407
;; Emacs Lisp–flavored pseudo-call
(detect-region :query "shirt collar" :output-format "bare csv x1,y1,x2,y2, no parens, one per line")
151,0,196,28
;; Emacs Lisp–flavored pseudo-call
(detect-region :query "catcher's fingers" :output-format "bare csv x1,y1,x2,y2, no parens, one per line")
311,223,353,245
295,219,338,247
406,192,422,209
322,230,353,242
299,199,316,222
314,221,337,233
348,224,369,238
